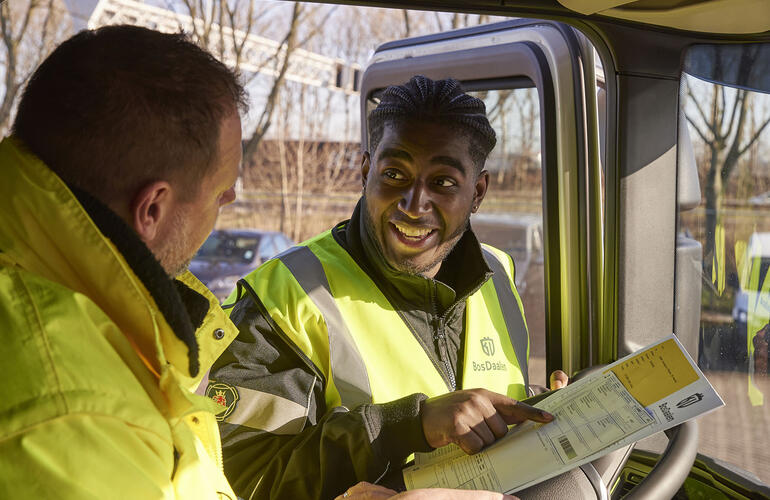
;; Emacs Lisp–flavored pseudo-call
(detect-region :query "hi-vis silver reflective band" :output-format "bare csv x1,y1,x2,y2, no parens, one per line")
278,245,530,404
481,248,529,389
278,246,373,409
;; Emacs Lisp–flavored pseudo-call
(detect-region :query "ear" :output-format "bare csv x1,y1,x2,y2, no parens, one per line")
361,151,371,190
130,180,174,245
471,170,490,213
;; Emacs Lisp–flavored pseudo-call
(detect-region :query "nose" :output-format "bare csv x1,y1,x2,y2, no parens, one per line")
398,181,432,218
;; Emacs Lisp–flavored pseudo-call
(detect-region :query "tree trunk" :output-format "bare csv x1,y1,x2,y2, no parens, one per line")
294,88,306,242
703,146,725,264
242,3,302,163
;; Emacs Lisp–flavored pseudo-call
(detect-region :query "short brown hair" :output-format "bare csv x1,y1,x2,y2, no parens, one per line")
12,25,247,202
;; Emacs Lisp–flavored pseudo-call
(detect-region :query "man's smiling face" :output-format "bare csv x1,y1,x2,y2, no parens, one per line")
362,119,489,278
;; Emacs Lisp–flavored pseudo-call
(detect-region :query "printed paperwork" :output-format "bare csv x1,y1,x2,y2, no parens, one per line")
403,335,724,493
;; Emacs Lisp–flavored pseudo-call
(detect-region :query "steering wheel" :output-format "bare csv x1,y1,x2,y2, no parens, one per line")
517,365,699,500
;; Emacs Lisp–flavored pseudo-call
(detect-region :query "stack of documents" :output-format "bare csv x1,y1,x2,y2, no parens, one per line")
403,335,724,493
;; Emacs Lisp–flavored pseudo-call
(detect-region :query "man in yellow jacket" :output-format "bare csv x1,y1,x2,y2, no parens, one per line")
0,25,247,498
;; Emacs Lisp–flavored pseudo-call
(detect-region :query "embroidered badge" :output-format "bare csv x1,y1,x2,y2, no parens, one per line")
206,382,240,422
481,336,495,356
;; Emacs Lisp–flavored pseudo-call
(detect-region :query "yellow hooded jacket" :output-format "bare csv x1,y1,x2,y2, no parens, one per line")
0,137,239,499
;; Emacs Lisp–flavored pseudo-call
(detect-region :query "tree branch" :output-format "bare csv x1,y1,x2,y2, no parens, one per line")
736,116,770,158
686,114,712,144
295,5,336,50
686,83,716,137
717,83,726,132
724,89,744,139
242,2,302,160
434,12,444,31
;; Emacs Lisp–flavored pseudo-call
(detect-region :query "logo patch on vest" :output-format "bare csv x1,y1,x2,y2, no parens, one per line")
206,382,240,422
481,337,495,356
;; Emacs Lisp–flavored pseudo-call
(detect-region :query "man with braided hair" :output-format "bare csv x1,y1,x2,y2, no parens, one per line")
209,75,567,499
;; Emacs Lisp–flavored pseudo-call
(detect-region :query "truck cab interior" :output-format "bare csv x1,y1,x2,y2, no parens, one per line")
12,0,769,498
307,0,770,498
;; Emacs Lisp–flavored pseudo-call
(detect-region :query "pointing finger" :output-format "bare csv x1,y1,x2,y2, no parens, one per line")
497,399,553,425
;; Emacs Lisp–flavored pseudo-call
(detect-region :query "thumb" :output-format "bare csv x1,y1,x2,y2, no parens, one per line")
549,370,569,390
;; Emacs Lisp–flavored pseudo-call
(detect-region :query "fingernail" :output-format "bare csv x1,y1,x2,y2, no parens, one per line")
541,410,554,420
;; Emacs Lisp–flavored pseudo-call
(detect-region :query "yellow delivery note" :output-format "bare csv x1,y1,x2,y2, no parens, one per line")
607,338,698,406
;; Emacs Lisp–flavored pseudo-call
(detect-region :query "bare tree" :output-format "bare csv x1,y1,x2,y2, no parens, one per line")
172,1,332,162
685,49,770,260
0,0,70,134
242,2,303,163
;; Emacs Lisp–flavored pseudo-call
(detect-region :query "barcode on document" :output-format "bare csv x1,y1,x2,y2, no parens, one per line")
558,435,577,460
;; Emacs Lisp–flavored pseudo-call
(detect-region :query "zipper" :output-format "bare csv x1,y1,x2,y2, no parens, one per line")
393,305,455,392
432,283,457,391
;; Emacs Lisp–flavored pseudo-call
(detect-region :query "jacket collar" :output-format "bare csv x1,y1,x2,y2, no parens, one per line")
0,136,232,384
333,199,492,314
69,184,207,376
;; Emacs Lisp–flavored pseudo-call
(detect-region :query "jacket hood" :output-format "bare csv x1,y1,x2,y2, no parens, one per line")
0,136,217,382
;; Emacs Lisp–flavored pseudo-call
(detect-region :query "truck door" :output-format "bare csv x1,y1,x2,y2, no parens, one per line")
359,20,604,387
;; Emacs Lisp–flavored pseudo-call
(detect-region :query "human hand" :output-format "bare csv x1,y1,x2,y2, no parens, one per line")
549,370,569,390
335,481,519,500
420,388,553,454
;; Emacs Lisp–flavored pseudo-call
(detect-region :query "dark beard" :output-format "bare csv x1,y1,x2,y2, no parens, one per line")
361,194,470,277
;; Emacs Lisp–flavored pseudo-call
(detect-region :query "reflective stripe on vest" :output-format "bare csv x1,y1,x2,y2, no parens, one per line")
481,248,529,389
268,235,529,407
278,246,373,409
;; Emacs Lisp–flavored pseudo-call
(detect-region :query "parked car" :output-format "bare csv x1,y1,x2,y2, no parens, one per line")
189,229,294,302
748,192,770,206
471,213,543,295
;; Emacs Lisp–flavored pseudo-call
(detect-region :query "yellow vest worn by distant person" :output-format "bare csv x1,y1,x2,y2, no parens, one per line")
235,230,530,410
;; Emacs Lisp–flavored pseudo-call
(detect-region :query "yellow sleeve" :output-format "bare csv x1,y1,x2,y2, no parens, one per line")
0,413,175,500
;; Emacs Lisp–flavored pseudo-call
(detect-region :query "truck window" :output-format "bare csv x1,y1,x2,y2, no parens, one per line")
677,46,770,485
466,87,546,387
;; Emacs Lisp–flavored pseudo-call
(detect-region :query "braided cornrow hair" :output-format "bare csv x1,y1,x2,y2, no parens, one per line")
367,75,496,171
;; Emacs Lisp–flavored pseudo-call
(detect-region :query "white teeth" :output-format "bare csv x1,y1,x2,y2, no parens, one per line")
393,222,433,238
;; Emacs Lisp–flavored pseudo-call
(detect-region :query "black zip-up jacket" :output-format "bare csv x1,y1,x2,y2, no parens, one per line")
210,200,498,500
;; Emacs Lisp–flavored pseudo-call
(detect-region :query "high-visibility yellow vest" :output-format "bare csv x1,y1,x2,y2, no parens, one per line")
236,229,529,410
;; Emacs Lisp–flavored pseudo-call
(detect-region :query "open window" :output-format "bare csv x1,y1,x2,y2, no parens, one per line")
360,20,604,386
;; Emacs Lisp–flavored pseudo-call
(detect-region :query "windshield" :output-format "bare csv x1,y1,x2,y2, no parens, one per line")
196,232,261,263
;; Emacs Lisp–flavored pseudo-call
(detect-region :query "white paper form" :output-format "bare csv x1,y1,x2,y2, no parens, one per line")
403,335,725,493
404,371,652,491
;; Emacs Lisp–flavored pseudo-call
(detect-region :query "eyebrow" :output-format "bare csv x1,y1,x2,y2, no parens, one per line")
378,148,467,176
431,155,467,176
377,148,412,163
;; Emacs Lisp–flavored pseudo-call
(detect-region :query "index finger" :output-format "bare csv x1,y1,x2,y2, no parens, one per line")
490,395,553,425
